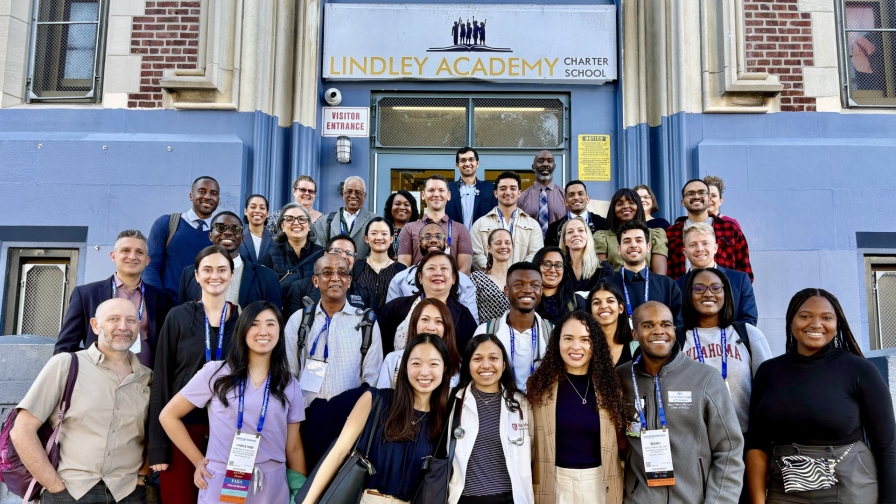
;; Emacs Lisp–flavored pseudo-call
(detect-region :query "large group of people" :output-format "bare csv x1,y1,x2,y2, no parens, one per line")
7,146,895,504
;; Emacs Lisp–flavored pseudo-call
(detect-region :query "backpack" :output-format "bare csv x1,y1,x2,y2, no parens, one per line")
324,212,337,240
296,301,377,378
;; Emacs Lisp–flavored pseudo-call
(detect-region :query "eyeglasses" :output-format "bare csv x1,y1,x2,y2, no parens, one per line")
343,189,365,197
327,248,357,259
421,233,446,242
294,187,316,195
540,261,565,271
458,156,477,164
316,270,350,280
212,223,243,234
684,190,709,198
283,215,309,225
693,283,724,294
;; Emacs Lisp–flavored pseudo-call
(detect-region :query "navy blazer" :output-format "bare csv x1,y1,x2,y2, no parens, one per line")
177,257,282,309
676,266,758,326
54,275,174,360
446,178,498,226
238,228,274,264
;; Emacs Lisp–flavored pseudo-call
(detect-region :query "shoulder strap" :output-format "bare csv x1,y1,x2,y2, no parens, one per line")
165,213,180,248
565,298,576,314
362,392,385,458
732,322,752,358
295,304,317,373
357,309,377,374
325,212,337,240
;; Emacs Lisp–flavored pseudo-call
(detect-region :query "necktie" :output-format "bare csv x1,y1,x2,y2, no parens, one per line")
197,220,207,231
538,187,549,234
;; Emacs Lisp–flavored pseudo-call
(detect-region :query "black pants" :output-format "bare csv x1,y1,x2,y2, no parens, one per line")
42,482,146,504
457,492,514,504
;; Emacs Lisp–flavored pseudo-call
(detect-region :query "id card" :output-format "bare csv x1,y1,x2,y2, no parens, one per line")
642,429,675,486
299,359,328,393
221,432,260,503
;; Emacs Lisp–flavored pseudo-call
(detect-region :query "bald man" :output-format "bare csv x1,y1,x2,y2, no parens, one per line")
12,298,153,503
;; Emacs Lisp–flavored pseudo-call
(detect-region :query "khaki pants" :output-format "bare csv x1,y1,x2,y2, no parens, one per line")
555,466,605,504
360,490,411,504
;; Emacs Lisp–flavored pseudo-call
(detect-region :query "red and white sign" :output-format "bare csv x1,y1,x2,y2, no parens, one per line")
322,107,369,137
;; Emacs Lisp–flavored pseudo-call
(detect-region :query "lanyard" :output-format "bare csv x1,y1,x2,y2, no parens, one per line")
237,372,271,434
310,312,332,360
508,315,538,375
112,280,145,321
620,266,649,328
203,302,228,362
567,210,590,227
631,355,667,430
498,209,518,235
340,210,353,235
692,327,727,380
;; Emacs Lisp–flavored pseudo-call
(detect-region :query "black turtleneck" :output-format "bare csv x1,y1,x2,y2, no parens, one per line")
746,341,896,500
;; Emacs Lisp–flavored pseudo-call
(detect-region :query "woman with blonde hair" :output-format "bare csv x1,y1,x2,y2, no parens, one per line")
559,216,609,293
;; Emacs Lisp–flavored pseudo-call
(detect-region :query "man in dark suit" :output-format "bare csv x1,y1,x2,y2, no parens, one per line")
674,222,757,325
446,146,498,230
178,211,281,309
55,229,174,367
544,179,609,247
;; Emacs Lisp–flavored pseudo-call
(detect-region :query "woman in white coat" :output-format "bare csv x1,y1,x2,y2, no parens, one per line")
447,333,535,504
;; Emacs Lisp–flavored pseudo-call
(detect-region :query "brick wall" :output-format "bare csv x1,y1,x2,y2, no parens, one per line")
128,1,201,108
744,0,816,112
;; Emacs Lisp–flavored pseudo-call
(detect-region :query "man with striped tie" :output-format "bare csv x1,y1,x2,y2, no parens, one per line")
519,150,566,236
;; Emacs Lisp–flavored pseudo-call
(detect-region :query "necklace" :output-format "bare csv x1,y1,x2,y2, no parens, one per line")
472,386,501,406
565,373,590,405
411,411,428,426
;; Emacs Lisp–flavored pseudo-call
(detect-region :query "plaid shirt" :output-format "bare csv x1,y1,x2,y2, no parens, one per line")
666,216,754,282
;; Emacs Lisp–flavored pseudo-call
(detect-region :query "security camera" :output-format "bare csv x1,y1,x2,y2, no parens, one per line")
324,88,342,106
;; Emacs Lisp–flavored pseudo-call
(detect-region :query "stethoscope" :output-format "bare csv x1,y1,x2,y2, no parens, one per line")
452,386,525,446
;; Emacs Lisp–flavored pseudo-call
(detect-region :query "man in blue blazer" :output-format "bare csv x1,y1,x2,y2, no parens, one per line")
674,222,758,325
445,146,498,229
178,211,282,309
55,229,174,367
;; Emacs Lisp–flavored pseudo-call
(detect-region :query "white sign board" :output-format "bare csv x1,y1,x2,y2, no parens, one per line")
322,107,370,137
323,4,617,84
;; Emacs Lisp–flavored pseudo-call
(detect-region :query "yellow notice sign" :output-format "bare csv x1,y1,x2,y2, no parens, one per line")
578,135,611,181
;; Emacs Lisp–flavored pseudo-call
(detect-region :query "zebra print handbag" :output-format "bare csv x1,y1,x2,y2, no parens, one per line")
776,442,856,493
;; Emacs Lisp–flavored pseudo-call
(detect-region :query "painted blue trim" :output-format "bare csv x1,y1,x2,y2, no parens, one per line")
288,122,320,210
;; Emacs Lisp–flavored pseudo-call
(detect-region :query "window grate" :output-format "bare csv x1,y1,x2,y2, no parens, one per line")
28,0,104,102
472,98,564,148
16,263,67,337
377,97,469,147
837,1,896,107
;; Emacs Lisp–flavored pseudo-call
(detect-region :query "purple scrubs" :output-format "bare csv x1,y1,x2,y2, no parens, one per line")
181,362,305,503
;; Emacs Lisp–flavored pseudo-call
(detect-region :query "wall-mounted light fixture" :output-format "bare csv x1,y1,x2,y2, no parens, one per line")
336,136,352,164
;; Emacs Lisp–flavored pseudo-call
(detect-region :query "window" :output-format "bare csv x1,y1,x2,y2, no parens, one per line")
2,248,78,337
864,255,896,350
837,0,896,107
26,0,107,102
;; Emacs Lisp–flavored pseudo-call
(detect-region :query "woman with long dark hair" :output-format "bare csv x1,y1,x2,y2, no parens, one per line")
299,334,453,504
383,191,419,261
527,311,627,504
158,301,306,503
633,185,670,230
587,283,636,366
377,298,462,389
593,188,668,274
240,194,274,264
149,245,239,504
354,217,407,315
447,334,535,504
260,203,325,300
745,289,896,504
379,251,477,354
532,246,586,325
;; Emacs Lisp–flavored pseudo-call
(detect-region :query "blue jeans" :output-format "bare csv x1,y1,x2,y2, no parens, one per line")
41,482,146,504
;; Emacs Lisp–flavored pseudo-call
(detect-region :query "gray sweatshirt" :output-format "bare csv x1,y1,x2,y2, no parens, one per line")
617,346,744,504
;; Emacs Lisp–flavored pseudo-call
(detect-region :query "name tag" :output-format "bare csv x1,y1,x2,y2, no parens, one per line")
299,360,328,393
222,432,261,503
667,391,691,404
642,429,676,487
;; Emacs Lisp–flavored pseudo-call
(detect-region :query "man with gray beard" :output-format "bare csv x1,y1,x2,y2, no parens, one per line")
11,299,152,503
519,150,566,235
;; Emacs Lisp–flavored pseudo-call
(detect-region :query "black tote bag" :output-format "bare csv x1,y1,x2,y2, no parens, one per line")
412,395,461,504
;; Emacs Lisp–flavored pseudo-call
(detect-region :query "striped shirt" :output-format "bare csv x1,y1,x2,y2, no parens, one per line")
462,388,513,496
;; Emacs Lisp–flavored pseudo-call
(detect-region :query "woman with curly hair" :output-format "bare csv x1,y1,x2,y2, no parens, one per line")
527,311,627,504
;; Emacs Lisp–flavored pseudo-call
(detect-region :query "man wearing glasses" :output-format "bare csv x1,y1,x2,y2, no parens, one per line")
284,253,384,402
312,176,377,260
665,179,753,281
177,211,281,309
446,146,497,230
281,234,376,321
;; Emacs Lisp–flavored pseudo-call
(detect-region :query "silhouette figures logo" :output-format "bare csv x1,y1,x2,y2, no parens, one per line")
428,16,512,52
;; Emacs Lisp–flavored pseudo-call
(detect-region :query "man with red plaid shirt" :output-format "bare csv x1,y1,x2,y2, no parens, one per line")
666,179,754,282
